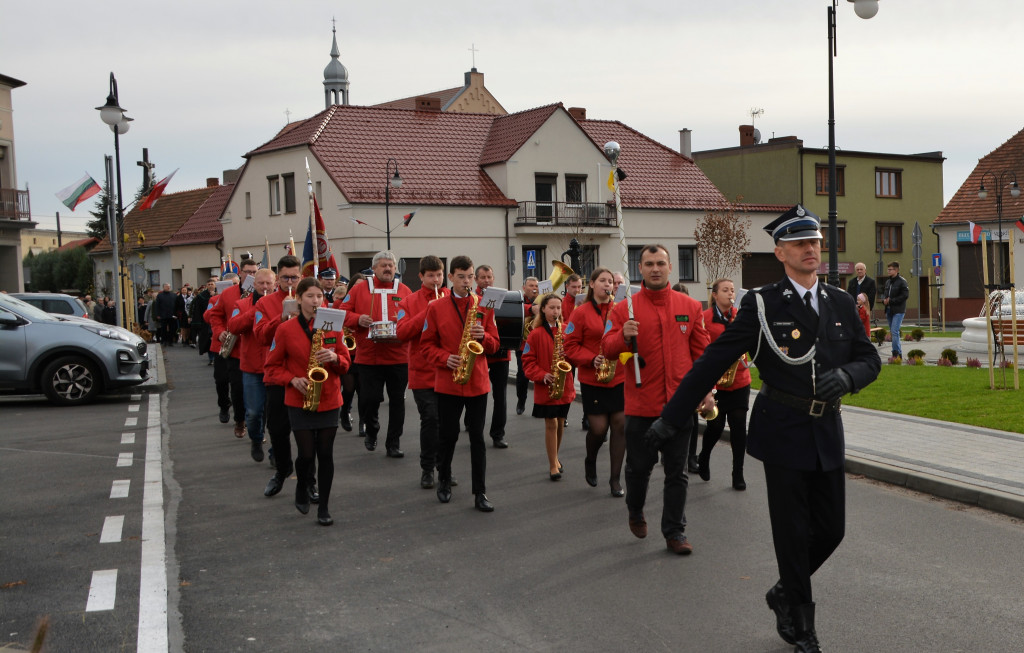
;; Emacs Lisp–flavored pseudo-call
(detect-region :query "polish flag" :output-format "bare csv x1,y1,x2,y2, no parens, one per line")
968,221,983,244
138,169,178,210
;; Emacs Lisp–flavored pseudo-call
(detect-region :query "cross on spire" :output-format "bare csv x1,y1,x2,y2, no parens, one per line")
284,108,292,123
468,43,479,70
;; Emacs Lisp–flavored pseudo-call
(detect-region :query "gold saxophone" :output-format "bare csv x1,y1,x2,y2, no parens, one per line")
302,327,329,411
594,300,618,383
453,293,485,385
549,319,573,400
342,327,356,351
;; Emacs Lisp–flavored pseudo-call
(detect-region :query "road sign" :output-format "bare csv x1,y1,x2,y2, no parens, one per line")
932,253,942,267
526,250,536,270
912,222,923,245
934,266,941,277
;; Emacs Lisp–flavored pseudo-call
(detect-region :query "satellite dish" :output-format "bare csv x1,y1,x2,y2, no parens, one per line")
752,128,762,144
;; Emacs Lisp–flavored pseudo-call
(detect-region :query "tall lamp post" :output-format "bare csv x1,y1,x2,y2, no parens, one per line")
826,0,879,286
96,72,132,327
384,158,403,251
977,170,1020,288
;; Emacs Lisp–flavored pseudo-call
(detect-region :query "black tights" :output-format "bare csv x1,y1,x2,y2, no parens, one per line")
584,411,626,490
341,372,357,416
294,428,337,514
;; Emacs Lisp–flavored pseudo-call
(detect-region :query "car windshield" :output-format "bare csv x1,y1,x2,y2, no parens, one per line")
0,293,58,322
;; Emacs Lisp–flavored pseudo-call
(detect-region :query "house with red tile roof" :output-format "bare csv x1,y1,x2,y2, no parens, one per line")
933,127,1024,322
220,102,783,295
373,69,506,116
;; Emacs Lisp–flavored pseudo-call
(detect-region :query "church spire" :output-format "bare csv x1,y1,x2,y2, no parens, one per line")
323,19,349,108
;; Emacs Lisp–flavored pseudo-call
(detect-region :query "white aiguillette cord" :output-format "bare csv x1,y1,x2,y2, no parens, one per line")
752,293,818,393
366,277,396,322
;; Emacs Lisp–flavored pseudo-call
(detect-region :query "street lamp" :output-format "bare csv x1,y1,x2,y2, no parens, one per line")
826,0,878,287
977,170,1020,288
96,72,132,327
384,158,403,250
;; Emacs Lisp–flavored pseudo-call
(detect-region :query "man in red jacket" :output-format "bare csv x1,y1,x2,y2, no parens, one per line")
602,244,715,555
396,255,448,489
474,264,511,449
341,251,412,457
207,257,259,437
421,255,501,512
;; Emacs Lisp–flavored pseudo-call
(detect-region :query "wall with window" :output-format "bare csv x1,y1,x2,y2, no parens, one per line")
693,144,802,205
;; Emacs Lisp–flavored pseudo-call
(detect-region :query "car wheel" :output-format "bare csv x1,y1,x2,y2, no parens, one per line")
40,356,101,405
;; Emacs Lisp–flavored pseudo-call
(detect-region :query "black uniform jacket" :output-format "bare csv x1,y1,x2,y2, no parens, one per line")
661,278,880,472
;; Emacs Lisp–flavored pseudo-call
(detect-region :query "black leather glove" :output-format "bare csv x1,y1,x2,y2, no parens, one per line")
816,368,853,402
643,417,689,452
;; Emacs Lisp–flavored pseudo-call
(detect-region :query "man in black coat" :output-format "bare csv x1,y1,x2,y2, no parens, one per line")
845,261,876,311
153,283,177,346
882,261,909,359
645,205,880,652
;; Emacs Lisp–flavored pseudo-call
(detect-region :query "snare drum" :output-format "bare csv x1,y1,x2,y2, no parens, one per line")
493,290,525,350
369,320,398,340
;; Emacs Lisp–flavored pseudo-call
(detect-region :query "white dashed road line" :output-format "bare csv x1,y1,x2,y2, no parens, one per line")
125,417,138,427
85,569,118,612
122,432,136,445
100,515,125,544
117,452,134,467
110,480,130,498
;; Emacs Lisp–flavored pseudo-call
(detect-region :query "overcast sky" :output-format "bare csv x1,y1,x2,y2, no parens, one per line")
5,0,1022,232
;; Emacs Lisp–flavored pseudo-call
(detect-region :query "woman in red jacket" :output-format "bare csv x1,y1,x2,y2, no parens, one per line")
694,278,751,491
523,293,576,480
564,267,626,496
264,277,351,525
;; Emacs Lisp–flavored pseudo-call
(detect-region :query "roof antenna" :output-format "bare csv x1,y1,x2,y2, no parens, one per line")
749,107,764,144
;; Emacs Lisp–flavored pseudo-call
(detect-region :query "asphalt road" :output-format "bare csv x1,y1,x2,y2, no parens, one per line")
2,345,1024,652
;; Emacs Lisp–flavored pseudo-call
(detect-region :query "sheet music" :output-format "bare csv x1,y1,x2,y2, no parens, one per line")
614,284,641,301
214,281,234,294
480,287,507,310
313,307,346,331
240,275,256,293
538,279,554,295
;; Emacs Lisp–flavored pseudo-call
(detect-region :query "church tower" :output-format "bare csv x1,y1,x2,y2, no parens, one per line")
323,22,349,108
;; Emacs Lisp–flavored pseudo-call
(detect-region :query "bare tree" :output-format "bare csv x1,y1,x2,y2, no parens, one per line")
694,202,752,301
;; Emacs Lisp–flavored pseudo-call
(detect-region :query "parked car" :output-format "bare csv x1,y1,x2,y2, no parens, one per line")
0,293,149,405
10,292,90,319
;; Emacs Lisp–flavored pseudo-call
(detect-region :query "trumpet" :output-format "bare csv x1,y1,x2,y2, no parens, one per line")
696,401,719,421
342,327,357,351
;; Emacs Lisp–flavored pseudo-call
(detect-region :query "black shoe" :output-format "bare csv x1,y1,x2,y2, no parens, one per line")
584,458,598,487
437,479,452,503
307,483,319,504
492,437,508,449
268,450,276,469
550,471,562,481
386,447,404,458
765,582,797,645
792,603,820,653
264,475,285,497
516,402,525,415
365,435,377,451
732,471,746,491
295,486,310,515
250,440,264,462
474,493,494,512
341,411,352,432
317,511,333,526
358,421,366,437
697,451,710,482
420,469,435,489
609,481,625,498
687,456,700,474
218,407,229,423
582,416,590,430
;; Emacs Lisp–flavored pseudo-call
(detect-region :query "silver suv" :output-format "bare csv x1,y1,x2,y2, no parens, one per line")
10,292,90,319
0,293,149,405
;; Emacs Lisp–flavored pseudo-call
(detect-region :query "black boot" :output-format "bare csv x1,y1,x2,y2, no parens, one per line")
792,603,821,653
697,449,710,482
765,582,797,645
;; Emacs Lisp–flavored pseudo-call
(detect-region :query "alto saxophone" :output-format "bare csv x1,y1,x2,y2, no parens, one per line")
594,300,617,383
219,287,249,360
453,293,485,385
302,327,329,411
717,357,744,388
549,319,573,400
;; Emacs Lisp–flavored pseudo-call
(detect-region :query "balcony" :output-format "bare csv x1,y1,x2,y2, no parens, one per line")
516,201,617,228
0,188,31,221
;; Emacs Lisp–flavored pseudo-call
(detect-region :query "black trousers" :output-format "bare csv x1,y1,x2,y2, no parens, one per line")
625,415,690,539
213,355,230,410
356,363,408,449
437,393,487,495
487,358,509,438
212,356,243,423
699,385,750,472
265,385,293,478
412,388,439,472
514,349,529,407
763,462,845,606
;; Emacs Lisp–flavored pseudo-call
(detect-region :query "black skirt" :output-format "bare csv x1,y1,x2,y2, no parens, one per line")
287,405,340,430
533,402,571,419
579,382,625,415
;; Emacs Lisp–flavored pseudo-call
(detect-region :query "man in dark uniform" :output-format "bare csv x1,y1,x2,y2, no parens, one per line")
319,268,339,304
645,205,880,652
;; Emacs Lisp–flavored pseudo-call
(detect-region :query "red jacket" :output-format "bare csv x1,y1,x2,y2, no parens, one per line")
703,305,751,391
206,283,246,360
476,286,510,363
561,293,579,323
340,277,412,365
202,295,222,354
564,300,624,387
523,323,576,406
396,285,448,390
263,315,351,411
420,293,500,397
602,284,710,417
858,305,871,338
227,292,270,374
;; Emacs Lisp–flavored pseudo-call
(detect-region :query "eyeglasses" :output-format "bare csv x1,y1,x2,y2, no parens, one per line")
280,275,301,282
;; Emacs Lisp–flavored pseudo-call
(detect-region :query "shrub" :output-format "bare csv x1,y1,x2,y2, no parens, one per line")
940,348,959,365
888,355,903,365
905,356,925,366
1001,359,1015,369
936,357,954,367
911,328,925,341
904,333,914,341
966,357,982,368
907,349,926,361
873,327,888,345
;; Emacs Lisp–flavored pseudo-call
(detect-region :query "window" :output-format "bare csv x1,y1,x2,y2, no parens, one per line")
815,165,845,196
148,270,159,287
565,175,586,204
627,245,645,283
283,173,296,213
535,174,557,220
522,246,546,281
875,168,902,198
267,176,281,215
820,222,847,252
876,223,902,252
578,244,598,282
678,245,697,282
244,192,251,219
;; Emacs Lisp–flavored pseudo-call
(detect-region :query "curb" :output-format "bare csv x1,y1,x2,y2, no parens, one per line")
140,342,169,392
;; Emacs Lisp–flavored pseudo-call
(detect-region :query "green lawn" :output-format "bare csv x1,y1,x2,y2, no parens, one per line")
749,366,1023,433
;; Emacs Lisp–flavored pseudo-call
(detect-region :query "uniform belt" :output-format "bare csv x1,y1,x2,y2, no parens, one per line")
760,383,840,418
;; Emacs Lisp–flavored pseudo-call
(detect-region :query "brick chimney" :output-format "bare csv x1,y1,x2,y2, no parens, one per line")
739,124,756,146
206,177,219,187
567,107,587,122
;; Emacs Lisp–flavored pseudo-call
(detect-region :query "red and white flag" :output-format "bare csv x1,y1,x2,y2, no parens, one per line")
138,169,178,210
968,221,983,244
